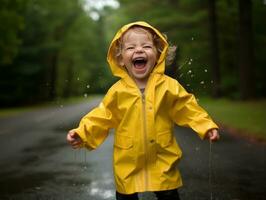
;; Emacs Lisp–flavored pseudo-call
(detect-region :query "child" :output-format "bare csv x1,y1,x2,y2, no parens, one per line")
67,21,219,200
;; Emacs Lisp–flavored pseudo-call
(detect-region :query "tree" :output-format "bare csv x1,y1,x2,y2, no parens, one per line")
238,0,255,99
207,0,221,98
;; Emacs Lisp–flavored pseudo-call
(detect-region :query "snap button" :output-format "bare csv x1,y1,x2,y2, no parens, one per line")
150,139,155,143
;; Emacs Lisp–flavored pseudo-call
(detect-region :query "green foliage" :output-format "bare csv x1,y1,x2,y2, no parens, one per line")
0,0,115,106
0,0,265,107
0,0,25,65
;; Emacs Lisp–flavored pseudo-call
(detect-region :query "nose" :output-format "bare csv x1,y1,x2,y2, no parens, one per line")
135,46,144,53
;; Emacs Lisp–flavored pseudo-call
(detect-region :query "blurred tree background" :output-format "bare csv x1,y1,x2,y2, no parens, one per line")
0,0,265,107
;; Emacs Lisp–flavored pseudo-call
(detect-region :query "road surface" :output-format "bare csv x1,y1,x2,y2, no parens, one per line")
0,97,265,200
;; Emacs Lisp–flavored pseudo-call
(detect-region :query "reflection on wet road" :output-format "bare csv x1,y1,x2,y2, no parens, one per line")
0,98,265,200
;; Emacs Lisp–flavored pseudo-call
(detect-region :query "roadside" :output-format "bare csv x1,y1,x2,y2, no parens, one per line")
199,97,266,144
1,95,265,144
0,95,101,118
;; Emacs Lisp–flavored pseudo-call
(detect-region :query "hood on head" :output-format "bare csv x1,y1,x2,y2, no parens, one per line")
107,21,169,78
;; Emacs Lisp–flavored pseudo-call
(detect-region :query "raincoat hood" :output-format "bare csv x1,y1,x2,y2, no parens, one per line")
107,21,169,78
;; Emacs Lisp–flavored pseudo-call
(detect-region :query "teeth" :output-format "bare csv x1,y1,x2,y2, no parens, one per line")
133,57,146,62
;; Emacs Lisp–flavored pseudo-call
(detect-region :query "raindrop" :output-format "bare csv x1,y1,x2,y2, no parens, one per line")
77,77,80,81
60,105,64,108
86,84,90,89
200,81,205,85
209,141,213,200
204,69,208,73
187,70,192,74
191,37,194,41
84,93,88,98
191,74,195,78
188,61,192,65
190,58,193,62
179,73,184,78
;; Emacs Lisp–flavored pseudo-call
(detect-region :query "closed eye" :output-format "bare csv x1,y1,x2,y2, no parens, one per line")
143,45,152,49
125,46,134,50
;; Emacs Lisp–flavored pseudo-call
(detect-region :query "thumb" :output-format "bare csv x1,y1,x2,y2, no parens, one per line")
69,130,77,137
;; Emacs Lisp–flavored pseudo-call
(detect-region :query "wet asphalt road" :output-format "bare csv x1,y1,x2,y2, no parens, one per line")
0,97,265,200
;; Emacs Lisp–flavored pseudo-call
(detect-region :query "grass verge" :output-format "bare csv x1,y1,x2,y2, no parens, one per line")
0,95,100,118
199,97,266,141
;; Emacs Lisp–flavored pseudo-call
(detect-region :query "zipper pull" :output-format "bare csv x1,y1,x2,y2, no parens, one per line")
142,93,145,103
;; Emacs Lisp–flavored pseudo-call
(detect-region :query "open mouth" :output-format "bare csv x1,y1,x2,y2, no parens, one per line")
133,57,147,69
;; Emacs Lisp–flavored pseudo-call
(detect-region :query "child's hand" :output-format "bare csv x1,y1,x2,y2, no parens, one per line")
205,129,220,142
67,130,83,149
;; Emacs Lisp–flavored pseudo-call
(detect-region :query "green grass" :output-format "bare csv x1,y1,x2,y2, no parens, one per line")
0,95,100,118
199,97,266,139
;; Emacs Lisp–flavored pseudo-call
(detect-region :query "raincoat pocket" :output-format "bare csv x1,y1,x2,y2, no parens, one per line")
114,134,133,149
156,130,173,148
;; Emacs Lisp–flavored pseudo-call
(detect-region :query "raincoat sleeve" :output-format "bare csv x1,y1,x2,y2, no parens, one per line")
170,81,218,139
73,87,119,150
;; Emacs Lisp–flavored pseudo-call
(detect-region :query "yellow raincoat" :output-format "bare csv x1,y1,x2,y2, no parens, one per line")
74,21,218,194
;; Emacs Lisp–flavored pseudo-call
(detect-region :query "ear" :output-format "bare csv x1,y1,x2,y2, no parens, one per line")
118,57,125,67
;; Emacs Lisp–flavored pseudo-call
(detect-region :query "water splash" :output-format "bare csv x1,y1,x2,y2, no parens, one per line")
209,141,213,200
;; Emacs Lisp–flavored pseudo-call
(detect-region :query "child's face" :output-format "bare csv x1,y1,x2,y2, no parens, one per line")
119,28,158,83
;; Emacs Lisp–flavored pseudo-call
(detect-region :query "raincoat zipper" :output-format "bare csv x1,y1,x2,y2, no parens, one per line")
141,92,149,189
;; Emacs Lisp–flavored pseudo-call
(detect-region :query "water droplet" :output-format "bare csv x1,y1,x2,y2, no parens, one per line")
86,84,90,89
84,93,88,98
211,80,214,84
204,69,208,73
200,81,205,85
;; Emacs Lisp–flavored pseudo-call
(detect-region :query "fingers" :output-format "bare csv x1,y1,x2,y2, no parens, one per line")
67,130,82,149
209,129,220,142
